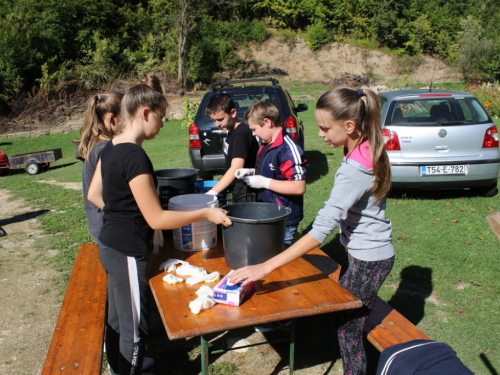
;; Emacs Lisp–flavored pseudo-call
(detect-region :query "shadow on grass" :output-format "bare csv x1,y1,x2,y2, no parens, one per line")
0,209,49,227
480,353,499,375
304,149,329,185
389,187,498,200
387,265,433,325
1,162,77,176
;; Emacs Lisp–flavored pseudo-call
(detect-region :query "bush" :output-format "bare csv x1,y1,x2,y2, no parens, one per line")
276,28,297,47
76,33,120,89
397,54,423,75
305,23,329,52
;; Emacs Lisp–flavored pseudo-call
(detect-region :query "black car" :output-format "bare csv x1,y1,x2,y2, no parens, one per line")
188,77,308,179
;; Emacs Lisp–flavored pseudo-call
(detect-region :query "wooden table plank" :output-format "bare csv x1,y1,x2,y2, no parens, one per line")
149,242,362,340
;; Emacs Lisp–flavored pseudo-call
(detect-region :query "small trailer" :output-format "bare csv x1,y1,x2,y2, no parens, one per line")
0,148,63,175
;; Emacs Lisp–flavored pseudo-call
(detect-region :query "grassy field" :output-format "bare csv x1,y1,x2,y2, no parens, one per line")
0,82,499,374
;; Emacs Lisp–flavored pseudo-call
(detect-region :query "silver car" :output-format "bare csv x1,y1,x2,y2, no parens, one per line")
379,89,499,196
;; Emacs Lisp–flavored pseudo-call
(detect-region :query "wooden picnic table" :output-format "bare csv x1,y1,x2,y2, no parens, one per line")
149,239,363,375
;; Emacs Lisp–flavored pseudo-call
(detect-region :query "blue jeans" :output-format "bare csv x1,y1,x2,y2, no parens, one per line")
284,225,298,247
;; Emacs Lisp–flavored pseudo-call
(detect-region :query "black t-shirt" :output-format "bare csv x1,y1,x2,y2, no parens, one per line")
255,142,273,175
224,122,259,170
99,142,157,256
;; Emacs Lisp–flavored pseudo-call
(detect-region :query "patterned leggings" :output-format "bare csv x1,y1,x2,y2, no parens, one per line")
337,252,394,375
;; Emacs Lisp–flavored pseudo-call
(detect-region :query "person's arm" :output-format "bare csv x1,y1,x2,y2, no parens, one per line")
231,164,366,286
268,179,306,195
88,160,104,210
129,174,232,229
209,157,245,193
230,233,320,286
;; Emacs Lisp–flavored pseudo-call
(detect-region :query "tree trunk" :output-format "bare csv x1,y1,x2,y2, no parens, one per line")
177,0,190,88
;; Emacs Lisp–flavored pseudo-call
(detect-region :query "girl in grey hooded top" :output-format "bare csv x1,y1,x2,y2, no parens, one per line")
231,88,394,375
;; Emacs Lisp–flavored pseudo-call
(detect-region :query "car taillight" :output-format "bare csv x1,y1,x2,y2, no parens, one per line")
383,129,401,151
284,116,298,141
189,123,201,149
482,126,499,148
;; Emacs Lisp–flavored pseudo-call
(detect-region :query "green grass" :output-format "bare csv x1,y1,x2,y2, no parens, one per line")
0,93,499,374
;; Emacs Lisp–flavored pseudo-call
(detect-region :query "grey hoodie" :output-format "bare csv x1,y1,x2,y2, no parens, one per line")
308,142,394,262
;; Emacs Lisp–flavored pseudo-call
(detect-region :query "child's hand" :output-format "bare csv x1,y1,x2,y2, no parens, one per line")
243,175,271,189
234,168,255,179
230,264,269,286
206,208,232,227
205,190,218,195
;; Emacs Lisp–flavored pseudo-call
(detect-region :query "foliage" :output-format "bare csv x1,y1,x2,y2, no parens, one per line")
76,33,121,89
2,0,500,114
275,28,297,47
305,22,330,52
466,83,500,118
181,97,200,129
454,16,494,82
396,54,423,76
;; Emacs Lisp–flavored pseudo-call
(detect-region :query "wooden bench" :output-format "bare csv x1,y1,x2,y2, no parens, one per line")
42,242,107,375
303,247,430,352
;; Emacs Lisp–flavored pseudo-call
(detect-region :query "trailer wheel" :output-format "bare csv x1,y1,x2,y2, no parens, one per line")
25,161,41,175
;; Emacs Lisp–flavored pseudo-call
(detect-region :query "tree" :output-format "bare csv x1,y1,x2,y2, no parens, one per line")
455,15,493,81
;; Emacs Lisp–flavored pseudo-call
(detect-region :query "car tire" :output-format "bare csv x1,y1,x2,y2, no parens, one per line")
25,161,41,175
475,183,498,197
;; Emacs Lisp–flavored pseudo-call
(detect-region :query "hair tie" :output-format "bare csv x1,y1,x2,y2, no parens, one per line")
97,93,102,101
357,89,364,98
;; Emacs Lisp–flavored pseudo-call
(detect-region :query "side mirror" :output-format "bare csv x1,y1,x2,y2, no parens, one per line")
295,103,308,113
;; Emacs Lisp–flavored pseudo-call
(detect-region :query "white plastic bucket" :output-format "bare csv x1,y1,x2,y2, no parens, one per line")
168,194,218,251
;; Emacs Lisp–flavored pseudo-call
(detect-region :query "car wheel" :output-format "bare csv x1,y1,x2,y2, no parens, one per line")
475,183,498,197
25,161,41,175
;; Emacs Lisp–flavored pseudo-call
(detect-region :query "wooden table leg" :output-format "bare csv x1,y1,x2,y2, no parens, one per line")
200,335,210,375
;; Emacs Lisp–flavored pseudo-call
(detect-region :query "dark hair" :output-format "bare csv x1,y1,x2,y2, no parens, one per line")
205,93,235,115
244,100,281,126
120,84,168,129
316,88,391,201
78,92,123,160
140,71,165,94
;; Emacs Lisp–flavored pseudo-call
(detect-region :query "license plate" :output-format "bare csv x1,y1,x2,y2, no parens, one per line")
421,165,467,175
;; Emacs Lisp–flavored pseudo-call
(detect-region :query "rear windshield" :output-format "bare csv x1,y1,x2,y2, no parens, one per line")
384,97,492,126
203,91,280,120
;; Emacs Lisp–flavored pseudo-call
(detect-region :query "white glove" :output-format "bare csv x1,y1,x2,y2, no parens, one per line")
205,189,218,195
243,175,271,189
234,168,255,179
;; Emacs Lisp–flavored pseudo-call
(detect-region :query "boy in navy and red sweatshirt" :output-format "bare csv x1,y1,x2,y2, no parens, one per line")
235,100,307,247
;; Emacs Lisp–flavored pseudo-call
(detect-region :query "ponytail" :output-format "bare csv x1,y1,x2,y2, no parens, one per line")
78,92,122,160
316,88,391,201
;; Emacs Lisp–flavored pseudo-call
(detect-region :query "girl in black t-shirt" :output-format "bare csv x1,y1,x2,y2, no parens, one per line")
88,82,231,375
